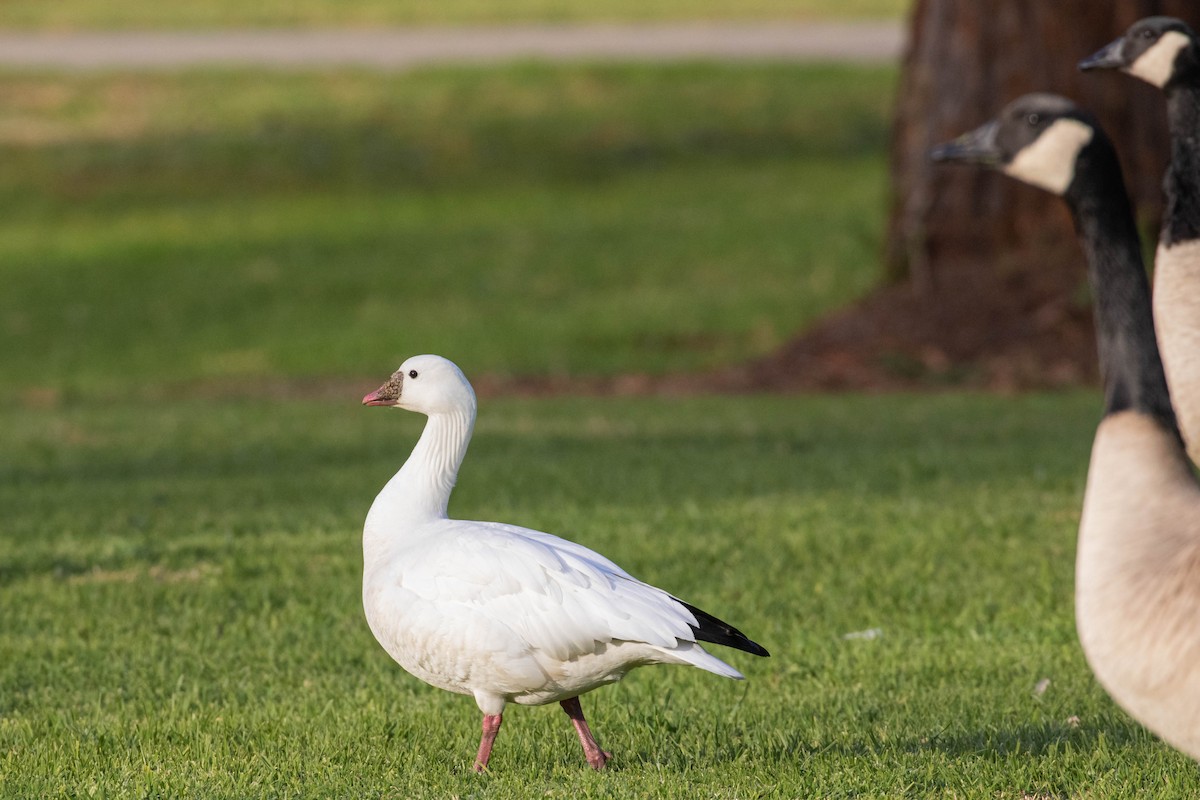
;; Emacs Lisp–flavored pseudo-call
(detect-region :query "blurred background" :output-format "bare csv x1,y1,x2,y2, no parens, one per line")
9,4,1200,794
3,0,1198,406
0,1,906,406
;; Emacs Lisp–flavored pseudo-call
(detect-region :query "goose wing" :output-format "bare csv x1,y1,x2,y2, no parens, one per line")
394,520,703,664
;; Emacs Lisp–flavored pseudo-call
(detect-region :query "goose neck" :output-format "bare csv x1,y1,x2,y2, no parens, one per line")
1163,82,1200,245
389,405,476,522
1069,177,1180,439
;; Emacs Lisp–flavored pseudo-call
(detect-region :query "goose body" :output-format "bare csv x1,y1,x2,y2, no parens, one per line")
1076,412,1200,757
1151,238,1200,463
1082,17,1200,461
933,94,1200,758
360,355,767,771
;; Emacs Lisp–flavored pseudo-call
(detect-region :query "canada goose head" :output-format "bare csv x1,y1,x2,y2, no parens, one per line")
362,354,477,416
932,94,1181,436
1079,16,1198,90
929,93,1109,198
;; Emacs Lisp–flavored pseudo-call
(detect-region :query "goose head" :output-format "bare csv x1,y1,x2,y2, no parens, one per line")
929,93,1112,199
1079,16,1198,90
362,354,477,416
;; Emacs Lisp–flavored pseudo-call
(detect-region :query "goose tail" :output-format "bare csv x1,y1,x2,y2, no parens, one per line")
679,599,770,657
661,640,746,680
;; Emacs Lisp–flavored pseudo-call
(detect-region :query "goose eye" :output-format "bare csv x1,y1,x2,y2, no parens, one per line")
408,370,419,379
1026,113,1040,127
1142,29,1158,40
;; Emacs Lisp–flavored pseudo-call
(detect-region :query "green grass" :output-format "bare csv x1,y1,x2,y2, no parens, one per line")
5,57,1173,799
0,64,893,403
0,0,910,30
4,390,1197,797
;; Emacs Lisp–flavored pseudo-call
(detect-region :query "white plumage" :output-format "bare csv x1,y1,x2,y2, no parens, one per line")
361,354,766,771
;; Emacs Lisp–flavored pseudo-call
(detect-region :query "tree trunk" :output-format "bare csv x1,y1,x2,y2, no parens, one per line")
725,0,1200,393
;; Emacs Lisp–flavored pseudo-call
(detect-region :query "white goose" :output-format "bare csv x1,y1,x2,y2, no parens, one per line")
360,354,768,771
1081,16,1200,463
933,94,1200,759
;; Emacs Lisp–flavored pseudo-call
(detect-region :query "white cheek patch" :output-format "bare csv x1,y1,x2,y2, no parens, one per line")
1003,118,1095,195
1128,31,1191,88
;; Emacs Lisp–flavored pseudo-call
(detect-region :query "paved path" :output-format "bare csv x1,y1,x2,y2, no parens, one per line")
0,22,904,70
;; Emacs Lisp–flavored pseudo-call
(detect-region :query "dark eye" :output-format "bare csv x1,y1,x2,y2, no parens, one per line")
1026,112,1040,127
408,370,418,379
1143,29,1158,40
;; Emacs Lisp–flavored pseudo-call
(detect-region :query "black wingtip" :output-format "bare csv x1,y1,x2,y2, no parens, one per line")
679,599,770,657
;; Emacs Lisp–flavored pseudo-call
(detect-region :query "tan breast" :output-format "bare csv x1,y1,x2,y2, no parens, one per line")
1154,239,1200,464
1076,411,1200,758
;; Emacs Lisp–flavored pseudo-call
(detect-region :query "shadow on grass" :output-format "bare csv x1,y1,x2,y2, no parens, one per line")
614,713,1153,769
896,718,1151,758
0,64,892,205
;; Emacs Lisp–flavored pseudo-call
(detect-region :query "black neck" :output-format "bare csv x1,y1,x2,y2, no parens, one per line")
1067,147,1181,439
1163,81,1200,245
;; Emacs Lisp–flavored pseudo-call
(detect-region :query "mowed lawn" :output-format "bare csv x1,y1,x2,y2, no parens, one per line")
3,63,1196,798
0,64,891,402
4,391,1197,797
0,0,909,30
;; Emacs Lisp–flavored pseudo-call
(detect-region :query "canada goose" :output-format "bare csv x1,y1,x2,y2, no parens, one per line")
1081,17,1200,461
360,354,768,771
932,94,1200,759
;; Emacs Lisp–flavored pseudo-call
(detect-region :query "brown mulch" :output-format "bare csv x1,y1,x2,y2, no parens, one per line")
477,254,1100,398
24,256,1094,411
706,256,1099,394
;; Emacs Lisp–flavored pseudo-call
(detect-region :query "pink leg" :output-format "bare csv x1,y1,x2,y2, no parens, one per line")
473,713,502,772
560,696,611,770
